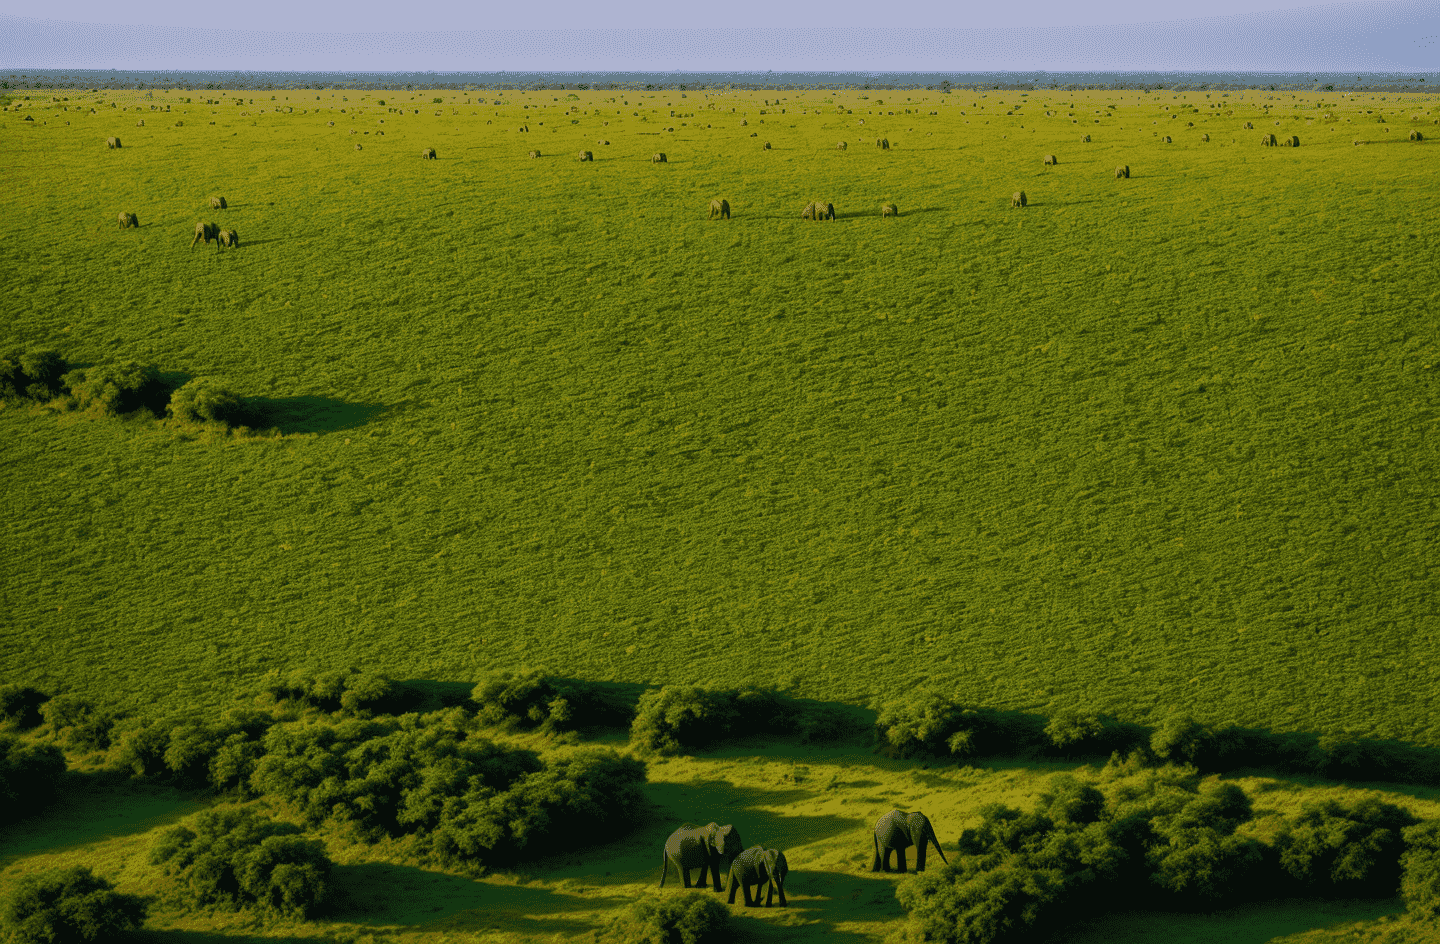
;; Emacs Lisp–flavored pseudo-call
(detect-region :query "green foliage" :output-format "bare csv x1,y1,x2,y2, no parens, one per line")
149,806,331,918
875,693,1048,760
39,694,118,752
59,361,166,416
469,669,632,733
896,859,1068,944
0,734,66,825
593,892,732,944
0,350,66,403
1275,797,1419,896
167,377,247,425
0,866,147,944
260,667,414,716
0,684,50,730
629,685,793,756
111,708,275,790
1400,820,1440,920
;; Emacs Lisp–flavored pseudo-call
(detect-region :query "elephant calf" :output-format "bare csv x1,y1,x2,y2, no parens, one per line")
660,822,743,892
873,810,948,873
727,846,789,907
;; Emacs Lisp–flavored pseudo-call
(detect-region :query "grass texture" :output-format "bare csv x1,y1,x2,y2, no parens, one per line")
1,86,1438,752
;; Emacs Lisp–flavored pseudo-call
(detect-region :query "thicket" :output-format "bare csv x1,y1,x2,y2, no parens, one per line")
1401,821,1440,920
0,684,50,730
591,892,732,944
0,735,66,825
470,669,634,733
39,694,120,753
873,691,1440,786
165,376,248,426
258,666,423,716
629,685,861,756
59,361,168,416
0,866,147,944
893,759,1426,944
0,349,67,402
150,807,331,918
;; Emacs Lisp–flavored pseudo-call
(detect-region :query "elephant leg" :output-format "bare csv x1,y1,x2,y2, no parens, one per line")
915,841,927,872
727,874,739,904
708,858,722,893
872,834,883,872
775,882,787,907
764,882,774,907
895,847,908,874
680,865,692,889
744,881,757,907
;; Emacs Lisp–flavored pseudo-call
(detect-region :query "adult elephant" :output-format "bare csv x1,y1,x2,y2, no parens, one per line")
727,846,789,907
659,822,744,891
872,810,947,873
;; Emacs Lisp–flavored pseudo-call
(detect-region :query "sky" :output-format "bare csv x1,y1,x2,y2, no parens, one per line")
0,0,1437,70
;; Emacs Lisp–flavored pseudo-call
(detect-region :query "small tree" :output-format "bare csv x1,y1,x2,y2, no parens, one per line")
0,684,49,730
596,892,731,944
0,735,66,824
61,361,166,416
1401,821,1440,920
1,866,147,943
167,377,246,425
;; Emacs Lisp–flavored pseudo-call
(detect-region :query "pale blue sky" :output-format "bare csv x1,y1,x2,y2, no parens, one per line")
0,0,1436,70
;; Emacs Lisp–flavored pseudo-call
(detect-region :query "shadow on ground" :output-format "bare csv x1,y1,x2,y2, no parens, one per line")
247,395,387,434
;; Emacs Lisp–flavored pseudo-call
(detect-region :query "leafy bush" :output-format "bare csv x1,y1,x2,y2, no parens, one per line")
593,892,731,944
0,350,67,402
874,693,1045,760
0,684,49,730
0,735,66,824
896,858,1067,944
60,361,167,416
0,866,147,943
1275,798,1419,896
149,807,331,918
167,377,247,425
471,671,636,733
1400,820,1440,920
1043,712,1149,757
260,667,416,716
112,708,275,791
629,686,756,756
39,695,119,752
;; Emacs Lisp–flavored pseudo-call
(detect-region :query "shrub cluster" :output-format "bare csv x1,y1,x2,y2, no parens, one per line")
0,735,66,825
40,694,121,753
0,349,67,403
1401,820,1440,921
166,376,248,426
470,669,634,733
874,692,1440,786
894,761,1421,944
629,686,791,756
591,892,732,944
150,807,331,918
0,684,50,730
0,866,147,944
259,667,420,716
112,707,277,791
59,361,168,417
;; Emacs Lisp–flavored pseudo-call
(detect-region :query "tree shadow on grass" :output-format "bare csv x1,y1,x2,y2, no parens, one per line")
328,860,624,937
245,395,387,434
0,769,205,865
137,931,317,944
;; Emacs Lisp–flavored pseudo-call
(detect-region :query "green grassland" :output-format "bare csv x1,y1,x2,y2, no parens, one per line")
2,83,1440,942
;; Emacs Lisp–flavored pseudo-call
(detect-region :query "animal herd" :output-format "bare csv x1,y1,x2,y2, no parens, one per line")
658,809,946,909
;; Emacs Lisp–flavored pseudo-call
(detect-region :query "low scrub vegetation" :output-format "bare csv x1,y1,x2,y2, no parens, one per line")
0,866,147,944
0,734,66,825
591,892,732,944
470,669,635,733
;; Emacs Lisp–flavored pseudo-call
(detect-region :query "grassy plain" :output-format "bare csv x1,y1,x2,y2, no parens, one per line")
1,83,1440,941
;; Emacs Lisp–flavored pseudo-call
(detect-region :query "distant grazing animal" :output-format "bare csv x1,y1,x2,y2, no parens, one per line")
136,119,144,127
877,137,890,149
1010,191,1026,208
577,150,593,161
1043,154,1057,165
763,141,772,149
708,198,730,220
354,143,363,150
1411,130,1424,141
801,200,835,221
836,141,847,150
873,810,948,873
218,229,239,249
740,119,747,126
651,152,666,163
529,149,541,158
1262,133,1276,146
1081,134,1091,142
422,148,437,159
106,136,121,149
117,212,139,230
660,823,744,892
519,125,528,132
1284,135,1299,147
1201,133,1210,142
1115,165,1130,178
210,196,227,210
1162,135,1172,143
191,221,219,248
328,121,335,127
1243,121,1253,129
599,139,610,145
882,203,897,218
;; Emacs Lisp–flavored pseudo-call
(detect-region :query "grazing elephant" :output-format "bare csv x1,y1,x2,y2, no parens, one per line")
659,823,744,892
218,229,239,249
1010,191,1027,208
802,201,834,221
652,152,667,163
117,212,139,230
107,136,121,149
872,810,948,873
708,198,730,220
529,149,541,158
1115,165,1130,178
882,203,897,218
577,150,593,162
763,141,772,150
836,141,847,150
191,221,219,249
727,846,789,907
422,148,437,159
210,196,227,210
1043,154,1057,165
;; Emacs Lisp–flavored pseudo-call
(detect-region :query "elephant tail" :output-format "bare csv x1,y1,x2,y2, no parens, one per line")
927,824,949,865
872,831,882,872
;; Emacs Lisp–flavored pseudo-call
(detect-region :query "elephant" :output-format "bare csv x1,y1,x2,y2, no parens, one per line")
651,152,667,163
117,212,139,230
727,846,789,907
191,221,219,249
422,148,437,159
1043,154,1057,166
659,822,744,892
1010,191,1027,208
708,198,730,220
218,229,239,249
210,196,227,210
872,810,948,873
801,201,835,221
107,137,121,149
882,203,898,218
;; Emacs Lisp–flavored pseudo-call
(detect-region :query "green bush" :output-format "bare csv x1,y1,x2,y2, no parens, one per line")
874,693,1046,761
0,684,49,730
60,361,167,416
593,892,731,944
0,735,66,824
0,866,147,943
113,709,276,790
471,671,635,733
149,807,331,918
260,667,415,716
895,858,1068,944
629,686,741,756
0,350,67,402
167,377,247,425
39,695,118,752
1400,820,1440,920
1275,797,1419,896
